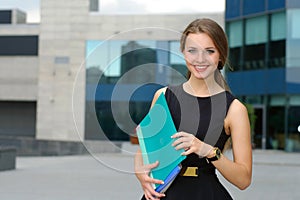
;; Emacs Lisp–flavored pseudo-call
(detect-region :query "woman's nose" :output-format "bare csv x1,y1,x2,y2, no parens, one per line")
195,50,207,63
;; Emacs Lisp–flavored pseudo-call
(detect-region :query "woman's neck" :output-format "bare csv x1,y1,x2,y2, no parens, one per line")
184,75,224,97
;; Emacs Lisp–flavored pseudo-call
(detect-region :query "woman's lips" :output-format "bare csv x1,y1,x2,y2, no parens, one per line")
194,65,208,72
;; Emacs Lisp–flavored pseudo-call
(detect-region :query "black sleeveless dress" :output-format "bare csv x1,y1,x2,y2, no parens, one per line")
141,84,236,200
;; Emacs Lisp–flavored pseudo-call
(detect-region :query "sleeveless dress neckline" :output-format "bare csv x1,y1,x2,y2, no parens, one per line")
181,83,226,99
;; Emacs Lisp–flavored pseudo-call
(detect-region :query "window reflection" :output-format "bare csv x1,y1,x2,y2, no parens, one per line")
169,41,187,84
86,40,156,82
244,44,266,70
85,40,187,140
229,47,242,71
227,12,287,71
269,40,286,68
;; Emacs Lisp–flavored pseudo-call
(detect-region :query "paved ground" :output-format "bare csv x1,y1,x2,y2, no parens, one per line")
0,143,300,200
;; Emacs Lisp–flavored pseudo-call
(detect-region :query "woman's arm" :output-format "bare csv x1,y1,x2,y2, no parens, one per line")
134,149,165,199
212,99,252,190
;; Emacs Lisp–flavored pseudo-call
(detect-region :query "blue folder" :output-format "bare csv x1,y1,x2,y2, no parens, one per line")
136,92,186,192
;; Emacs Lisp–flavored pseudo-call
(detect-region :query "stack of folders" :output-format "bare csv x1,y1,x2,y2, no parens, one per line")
136,92,186,193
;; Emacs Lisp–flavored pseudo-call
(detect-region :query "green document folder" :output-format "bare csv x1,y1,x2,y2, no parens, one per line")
136,92,186,188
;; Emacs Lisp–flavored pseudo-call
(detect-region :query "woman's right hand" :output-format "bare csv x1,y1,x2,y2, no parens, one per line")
135,160,166,200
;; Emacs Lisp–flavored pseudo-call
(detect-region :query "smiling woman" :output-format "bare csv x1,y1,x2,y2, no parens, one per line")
134,18,252,200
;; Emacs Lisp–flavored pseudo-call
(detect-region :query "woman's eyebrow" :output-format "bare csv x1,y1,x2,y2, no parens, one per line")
186,46,197,49
205,46,216,49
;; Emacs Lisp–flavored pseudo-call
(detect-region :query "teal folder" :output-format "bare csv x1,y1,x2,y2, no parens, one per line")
136,92,186,190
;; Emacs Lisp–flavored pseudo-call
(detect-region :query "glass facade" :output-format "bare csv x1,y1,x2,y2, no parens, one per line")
226,0,300,152
287,9,300,68
226,0,286,20
227,13,286,71
85,40,186,140
228,20,243,71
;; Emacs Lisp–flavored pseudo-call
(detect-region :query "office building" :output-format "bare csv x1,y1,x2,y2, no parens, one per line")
225,0,300,151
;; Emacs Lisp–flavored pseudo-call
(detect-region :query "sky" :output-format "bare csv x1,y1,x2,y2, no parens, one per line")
0,0,225,23
1,0,40,23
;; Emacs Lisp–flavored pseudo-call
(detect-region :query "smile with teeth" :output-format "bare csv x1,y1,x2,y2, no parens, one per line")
195,65,207,69
194,65,208,71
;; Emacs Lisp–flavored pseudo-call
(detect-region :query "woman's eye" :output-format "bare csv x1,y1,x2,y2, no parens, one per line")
206,49,215,54
188,49,197,54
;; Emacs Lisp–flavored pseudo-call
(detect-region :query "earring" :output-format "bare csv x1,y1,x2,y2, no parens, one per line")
217,61,223,70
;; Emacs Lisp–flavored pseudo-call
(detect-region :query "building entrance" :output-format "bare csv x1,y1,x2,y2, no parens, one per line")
252,105,266,149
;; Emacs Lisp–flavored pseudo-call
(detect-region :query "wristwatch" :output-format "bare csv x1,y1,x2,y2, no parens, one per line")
206,147,222,163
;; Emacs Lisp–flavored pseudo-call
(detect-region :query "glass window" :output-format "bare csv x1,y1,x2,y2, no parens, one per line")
0,36,38,56
287,9,300,68
119,41,157,84
270,95,286,106
244,43,266,70
170,41,182,64
290,10,300,39
290,95,300,105
86,40,156,82
169,41,187,84
287,106,300,152
0,101,36,137
245,16,268,45
269,12,286,68
89,0,99,12
228,20,243,48
229,47,242,71
269,40,286,68
89,100,152,141
268,106,285,150
85,39,189,141
0,10,12,24
244,95,263,104
271,12,286,41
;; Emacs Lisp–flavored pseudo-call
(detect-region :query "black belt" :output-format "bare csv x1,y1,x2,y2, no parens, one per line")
179,166,215,177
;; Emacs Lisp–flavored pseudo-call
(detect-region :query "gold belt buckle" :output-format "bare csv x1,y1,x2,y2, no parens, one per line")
182,167,198,177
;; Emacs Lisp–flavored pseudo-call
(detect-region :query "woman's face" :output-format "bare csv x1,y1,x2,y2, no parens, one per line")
183,33,220,80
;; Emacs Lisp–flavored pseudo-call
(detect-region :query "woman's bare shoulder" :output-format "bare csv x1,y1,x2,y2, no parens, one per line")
227,99,250,130
229,99,247,114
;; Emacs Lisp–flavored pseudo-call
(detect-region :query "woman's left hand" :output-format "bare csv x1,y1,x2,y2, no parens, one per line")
171,131,213,157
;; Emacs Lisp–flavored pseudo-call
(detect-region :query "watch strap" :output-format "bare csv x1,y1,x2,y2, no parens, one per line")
206,147,221,163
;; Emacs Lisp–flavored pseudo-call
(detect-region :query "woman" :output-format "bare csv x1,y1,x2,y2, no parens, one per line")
134,18,252,200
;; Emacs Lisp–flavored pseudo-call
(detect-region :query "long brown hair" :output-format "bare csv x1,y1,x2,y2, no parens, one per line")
180,18,231,91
